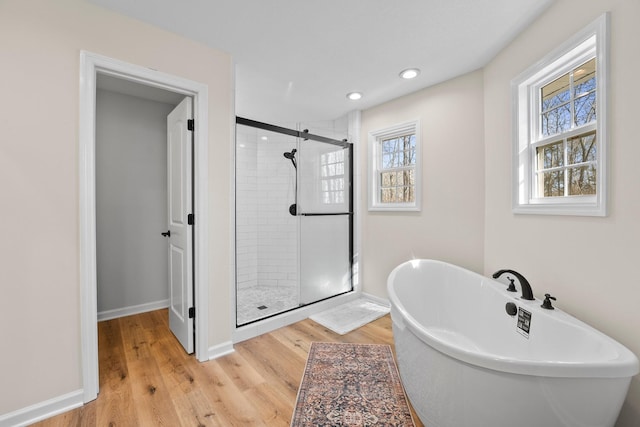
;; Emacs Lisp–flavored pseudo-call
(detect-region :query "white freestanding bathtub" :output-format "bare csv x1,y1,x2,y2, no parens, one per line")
387,259,639,427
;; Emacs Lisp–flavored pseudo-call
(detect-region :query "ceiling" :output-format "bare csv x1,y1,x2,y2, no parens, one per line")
89,0,554,125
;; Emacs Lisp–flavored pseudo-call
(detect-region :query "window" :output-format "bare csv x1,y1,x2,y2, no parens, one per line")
512,14,608,216
368,120,421,211
320,149,345,205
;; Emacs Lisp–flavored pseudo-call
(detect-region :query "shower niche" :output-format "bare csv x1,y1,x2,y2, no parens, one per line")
235,117,353,326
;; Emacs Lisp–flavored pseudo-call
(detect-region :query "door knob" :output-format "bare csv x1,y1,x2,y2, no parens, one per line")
161,230,171,237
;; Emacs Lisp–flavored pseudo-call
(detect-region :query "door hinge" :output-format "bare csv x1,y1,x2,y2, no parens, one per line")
187,119,195,131
189,307,195,318
188,213,194,225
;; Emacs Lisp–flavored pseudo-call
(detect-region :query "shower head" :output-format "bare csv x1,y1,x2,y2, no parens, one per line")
283,148,297,160
283,148,297,169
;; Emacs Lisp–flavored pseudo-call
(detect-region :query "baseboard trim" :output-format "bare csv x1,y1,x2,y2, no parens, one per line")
208,341,234,360
0,389,84,427
361,292,390,307
98,299,170,321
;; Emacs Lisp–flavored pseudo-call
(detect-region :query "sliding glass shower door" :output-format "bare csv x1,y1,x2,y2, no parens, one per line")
298,140,352,305
235,118,353,326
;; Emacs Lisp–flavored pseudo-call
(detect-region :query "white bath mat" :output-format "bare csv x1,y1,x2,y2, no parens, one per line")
309,299,390,335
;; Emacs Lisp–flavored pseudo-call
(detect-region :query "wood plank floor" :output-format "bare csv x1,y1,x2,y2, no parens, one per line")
32,309,424,426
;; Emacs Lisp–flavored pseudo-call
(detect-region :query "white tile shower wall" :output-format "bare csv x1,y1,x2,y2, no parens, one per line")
256,137,298,290
236,126,298,292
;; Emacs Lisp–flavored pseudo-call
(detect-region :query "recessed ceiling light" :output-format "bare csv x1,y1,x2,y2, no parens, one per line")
346,92,362,100
399,68,420,79
261,136,268,141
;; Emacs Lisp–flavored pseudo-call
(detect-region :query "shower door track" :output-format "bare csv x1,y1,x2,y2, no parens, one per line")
237,289,354,328
236,117,350,147
235,116,355,327
300,212,352,216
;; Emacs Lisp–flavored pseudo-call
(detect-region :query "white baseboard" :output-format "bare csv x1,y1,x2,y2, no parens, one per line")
361,292,391,307
0,389,83,427
208,341,234,360
98,299,169,321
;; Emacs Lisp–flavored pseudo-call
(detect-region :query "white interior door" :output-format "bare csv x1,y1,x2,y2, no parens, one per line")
167,97,194,354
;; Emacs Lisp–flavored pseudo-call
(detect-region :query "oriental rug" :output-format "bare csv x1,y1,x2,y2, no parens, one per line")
291,342,415,426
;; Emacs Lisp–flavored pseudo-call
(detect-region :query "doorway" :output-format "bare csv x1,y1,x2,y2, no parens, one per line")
95,82,198,353
95,81,179,322
79,51,210,403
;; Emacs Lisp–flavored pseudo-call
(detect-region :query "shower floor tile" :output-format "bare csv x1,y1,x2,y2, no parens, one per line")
237,285,299,325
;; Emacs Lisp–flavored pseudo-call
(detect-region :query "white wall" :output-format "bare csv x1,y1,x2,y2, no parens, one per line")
0,0,232,416
360,70,486,298
484,1,640,424
96,89,175,315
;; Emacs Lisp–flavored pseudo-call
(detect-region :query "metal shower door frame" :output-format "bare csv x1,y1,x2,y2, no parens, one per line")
234,116,354,324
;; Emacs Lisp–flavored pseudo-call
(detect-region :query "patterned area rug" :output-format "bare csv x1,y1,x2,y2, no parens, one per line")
291,342,415,426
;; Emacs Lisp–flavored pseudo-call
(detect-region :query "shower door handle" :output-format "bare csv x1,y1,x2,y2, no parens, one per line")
161,230,171,237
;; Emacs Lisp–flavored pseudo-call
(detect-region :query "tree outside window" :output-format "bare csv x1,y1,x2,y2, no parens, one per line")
536,58,597,198
379,134,416,203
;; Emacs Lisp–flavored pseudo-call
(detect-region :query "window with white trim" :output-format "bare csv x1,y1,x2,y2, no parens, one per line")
512,14,608,216
368,121,421,211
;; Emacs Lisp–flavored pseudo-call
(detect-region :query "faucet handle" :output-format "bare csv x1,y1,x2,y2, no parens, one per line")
541,293,556,310
506,277,517,292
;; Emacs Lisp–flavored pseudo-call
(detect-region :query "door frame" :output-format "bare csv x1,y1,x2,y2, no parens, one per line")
79,51,210,402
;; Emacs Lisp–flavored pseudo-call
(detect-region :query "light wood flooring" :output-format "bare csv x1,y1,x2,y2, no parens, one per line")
32,309,424,426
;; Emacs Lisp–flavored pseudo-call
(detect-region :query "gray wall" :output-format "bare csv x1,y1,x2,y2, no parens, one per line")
96,89,176,316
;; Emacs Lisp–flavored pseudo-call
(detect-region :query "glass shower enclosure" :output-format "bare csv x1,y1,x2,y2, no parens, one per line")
235,117,353,326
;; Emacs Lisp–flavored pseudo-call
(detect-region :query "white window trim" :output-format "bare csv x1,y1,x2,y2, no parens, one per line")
368,120,421,211
511,13,609,216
